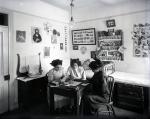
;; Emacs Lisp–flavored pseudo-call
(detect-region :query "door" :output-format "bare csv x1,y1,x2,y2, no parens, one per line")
0,26,9,114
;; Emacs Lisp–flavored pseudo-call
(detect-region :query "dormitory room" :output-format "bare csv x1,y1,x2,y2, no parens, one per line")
0,0,150,119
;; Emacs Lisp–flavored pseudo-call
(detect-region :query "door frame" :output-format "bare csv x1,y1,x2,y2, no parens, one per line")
0,9,13,113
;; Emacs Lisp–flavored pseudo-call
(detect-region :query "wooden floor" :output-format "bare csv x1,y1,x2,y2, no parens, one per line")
0,102,149,119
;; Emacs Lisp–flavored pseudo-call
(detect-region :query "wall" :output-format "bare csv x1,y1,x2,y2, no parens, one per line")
0,0,69,23
0,0,70,111
70,0,150,76
74,0,150,22
7,12,70,110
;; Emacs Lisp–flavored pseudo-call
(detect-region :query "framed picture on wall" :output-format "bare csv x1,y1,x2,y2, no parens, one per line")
16,30,26,43
91,51,96,59
31,27,42,43
106,19,116,28
73,45,78,50
60,43,63,50
72,28,96,45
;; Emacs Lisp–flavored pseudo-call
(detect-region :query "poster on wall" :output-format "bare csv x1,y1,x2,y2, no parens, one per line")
16,30,26,43
132,23,150,57
51,29,60,44
44,47,50,57
31,27,42,43
72,28,96,45
97,30,123,61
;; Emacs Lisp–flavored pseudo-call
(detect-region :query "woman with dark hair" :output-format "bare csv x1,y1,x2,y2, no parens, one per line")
47,59,66,83
47,59,68,109
82,59,109,115
66,59,86,81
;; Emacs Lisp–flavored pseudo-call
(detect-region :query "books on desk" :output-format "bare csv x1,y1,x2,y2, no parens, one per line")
64,81,81,87
49,81,82,87
16,74,45,82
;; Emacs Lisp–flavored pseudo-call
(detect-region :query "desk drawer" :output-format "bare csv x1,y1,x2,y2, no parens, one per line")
117,83,143,98
113,82,145,112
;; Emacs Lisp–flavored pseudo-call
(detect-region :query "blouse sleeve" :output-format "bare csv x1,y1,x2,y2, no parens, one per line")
47,69,54,82
82,69,86,80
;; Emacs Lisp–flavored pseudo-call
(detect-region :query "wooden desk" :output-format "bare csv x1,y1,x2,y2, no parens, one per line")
16,75,48,109
109,71,150,112
48,81,89,115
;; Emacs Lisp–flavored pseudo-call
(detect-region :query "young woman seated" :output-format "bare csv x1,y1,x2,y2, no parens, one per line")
47,59,66,85
65,59,86,82
82,59,109,115
47,59,69,109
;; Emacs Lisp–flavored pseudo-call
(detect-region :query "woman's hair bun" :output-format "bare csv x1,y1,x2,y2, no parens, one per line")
50,59,62,67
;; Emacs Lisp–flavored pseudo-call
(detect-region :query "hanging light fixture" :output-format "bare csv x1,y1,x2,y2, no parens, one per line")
69,0,75,28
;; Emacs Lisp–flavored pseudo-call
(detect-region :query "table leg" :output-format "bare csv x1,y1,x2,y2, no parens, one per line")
49,88,55,114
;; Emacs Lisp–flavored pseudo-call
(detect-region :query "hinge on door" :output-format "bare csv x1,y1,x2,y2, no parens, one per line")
4,74,10,80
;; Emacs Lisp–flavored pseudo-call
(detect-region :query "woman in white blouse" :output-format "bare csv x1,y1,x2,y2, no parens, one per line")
47,59,68,109
66,59,86,81
47,59,66,83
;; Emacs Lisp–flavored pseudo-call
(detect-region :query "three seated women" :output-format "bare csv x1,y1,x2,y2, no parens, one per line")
47,58,109,116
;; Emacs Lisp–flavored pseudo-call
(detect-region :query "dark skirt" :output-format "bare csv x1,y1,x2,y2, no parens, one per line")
81,93,109,115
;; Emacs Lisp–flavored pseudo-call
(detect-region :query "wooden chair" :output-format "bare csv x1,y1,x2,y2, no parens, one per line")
96,76,116,117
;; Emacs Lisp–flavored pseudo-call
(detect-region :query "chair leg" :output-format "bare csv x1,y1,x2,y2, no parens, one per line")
110,105,116,117
106,105,111,116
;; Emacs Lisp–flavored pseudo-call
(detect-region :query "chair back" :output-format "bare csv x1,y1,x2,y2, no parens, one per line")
106,76,115,102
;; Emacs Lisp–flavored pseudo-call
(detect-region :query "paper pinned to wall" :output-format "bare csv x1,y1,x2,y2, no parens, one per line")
26,54,39,75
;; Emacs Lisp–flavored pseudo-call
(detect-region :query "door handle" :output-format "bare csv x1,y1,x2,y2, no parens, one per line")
4,74,10,80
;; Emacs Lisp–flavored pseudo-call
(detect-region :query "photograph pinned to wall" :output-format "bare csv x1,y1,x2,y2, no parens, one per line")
132,23,150,57
43,22,52,34
91,51,96,59
31,27,42,43
51,29,60,44
44,47,50,57
73,45,78,50
51,35,57,44
80,46,87,54
60,43,63,50
108,29,115,36
53,29,60,36
16,30,26,43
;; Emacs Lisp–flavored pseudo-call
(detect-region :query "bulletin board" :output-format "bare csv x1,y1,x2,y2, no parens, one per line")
132,23,150,57
97,30,124,61
72,28,96,45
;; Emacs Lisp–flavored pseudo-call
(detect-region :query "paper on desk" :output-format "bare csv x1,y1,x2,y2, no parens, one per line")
65,81,81,86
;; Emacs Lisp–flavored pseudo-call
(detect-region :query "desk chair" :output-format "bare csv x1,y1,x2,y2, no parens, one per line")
96,76,116,117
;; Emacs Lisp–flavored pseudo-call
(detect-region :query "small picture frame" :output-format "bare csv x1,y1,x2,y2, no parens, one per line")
16,30,26,43
106,19,116,28
60,43,63,50
91,51,96,59
31,27,42,43
73,45,78,50
108,29,114,36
